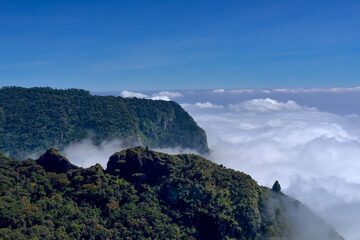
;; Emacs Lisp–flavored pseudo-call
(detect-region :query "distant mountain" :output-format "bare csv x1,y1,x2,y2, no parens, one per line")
0,147,344,240
0,86,209,158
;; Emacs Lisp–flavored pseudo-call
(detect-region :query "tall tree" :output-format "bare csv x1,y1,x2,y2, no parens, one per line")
272,180,281,192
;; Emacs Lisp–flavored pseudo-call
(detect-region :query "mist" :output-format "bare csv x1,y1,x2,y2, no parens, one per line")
62,138,123,168
60,139,200,169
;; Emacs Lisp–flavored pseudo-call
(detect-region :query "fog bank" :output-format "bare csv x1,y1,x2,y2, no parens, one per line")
62,139,123,168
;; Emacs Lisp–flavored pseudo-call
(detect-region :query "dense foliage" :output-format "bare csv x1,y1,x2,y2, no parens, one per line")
0,147,343,240
0,86,208,159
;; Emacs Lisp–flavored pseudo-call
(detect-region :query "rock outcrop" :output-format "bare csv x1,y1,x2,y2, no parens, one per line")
36,148,79,173
107,146,171,184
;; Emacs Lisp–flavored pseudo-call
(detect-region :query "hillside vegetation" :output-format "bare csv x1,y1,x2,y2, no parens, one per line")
0,147,343,240
0,87,208,159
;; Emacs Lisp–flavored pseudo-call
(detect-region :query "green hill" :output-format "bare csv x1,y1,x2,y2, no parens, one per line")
0,147,343,240
0,87,209,159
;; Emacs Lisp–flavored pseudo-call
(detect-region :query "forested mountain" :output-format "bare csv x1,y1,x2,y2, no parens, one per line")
0,87,208,159
0,147,343,240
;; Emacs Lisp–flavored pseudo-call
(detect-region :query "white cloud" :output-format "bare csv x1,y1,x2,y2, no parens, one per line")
195,102,224,109
153,91,182,98
151,95,171,101
183,100,360,240
272,88,290,93
261,89,272,94
229,98,316,112
326,87,360,92
150,91,182,101
181,102,224,109
206,87,360,95
211,88,226,93
153,146,199,155
120,91,149,98
271,87,360,93
228,89,254,94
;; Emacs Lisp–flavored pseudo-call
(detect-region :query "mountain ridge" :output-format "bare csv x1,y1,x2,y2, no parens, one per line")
0,147,344,240
0,86,209,159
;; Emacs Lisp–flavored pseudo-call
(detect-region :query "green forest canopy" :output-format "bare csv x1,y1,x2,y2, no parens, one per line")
0,86,208,159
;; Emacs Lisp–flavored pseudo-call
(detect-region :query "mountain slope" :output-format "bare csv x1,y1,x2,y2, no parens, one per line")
0,147,343,240
0,86,208,158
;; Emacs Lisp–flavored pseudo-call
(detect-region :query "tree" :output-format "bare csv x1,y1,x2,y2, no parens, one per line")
272,180,281,193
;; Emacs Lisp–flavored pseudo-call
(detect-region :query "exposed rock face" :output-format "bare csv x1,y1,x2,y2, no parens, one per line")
36,148,79,173
107,146,170,184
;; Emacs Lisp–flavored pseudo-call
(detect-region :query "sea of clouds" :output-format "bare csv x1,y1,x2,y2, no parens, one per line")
180,92,360,240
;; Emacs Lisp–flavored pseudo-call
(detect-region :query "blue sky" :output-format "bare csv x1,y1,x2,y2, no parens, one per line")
1,0,360,91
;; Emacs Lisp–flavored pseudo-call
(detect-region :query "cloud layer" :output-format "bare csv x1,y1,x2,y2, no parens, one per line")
229,98,316,112
208,87,360,94
183,98,360,240
182,101,224,109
